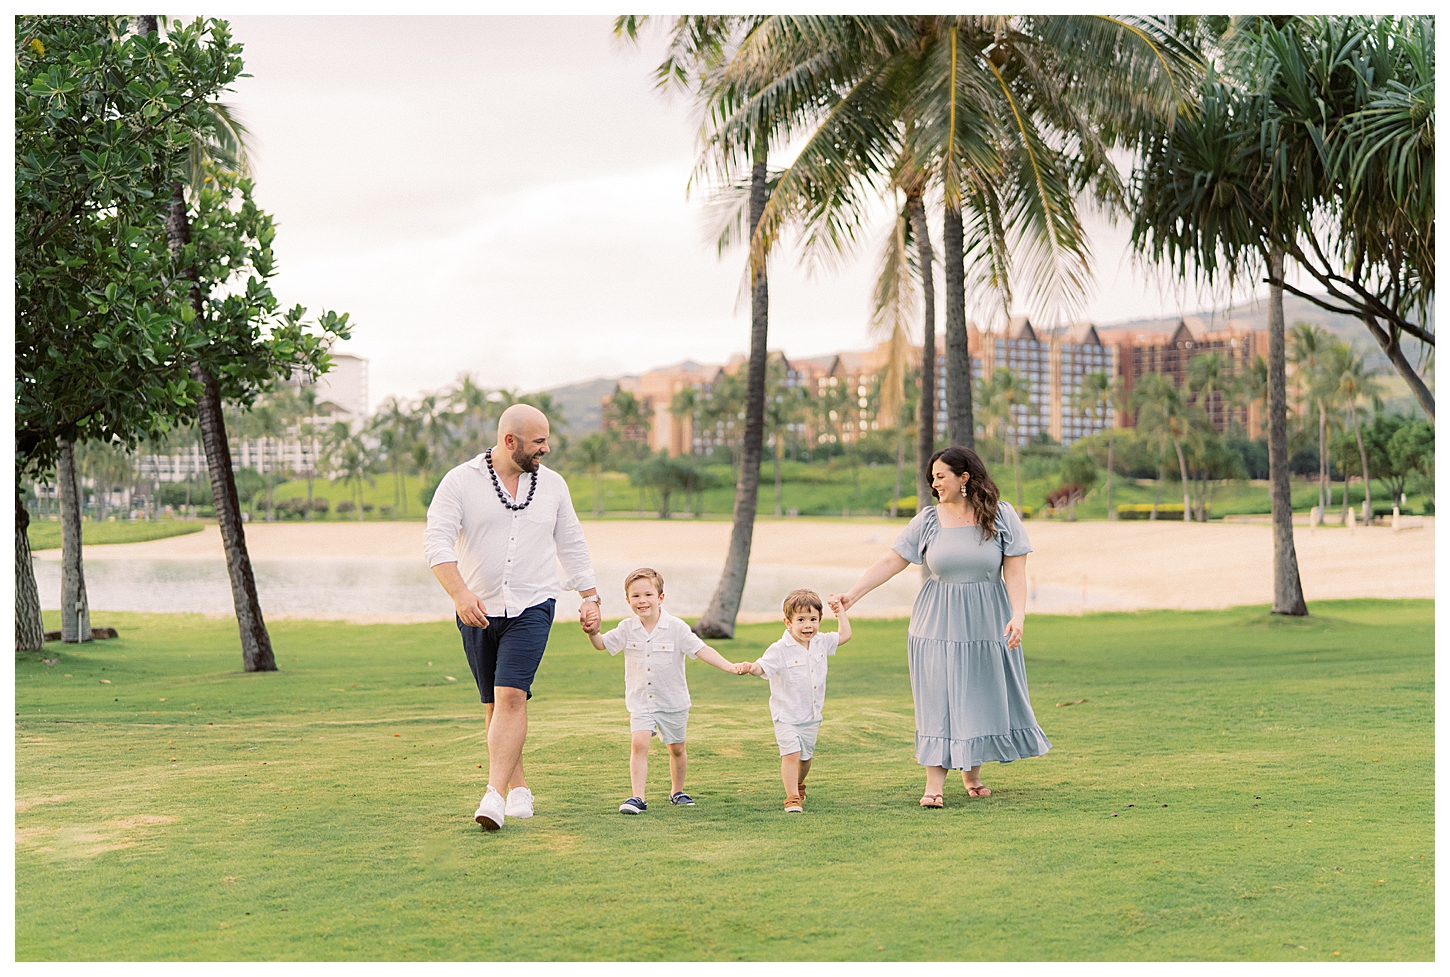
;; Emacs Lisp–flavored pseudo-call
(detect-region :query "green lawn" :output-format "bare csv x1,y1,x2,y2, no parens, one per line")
26,518,206,551
16,601,1432,961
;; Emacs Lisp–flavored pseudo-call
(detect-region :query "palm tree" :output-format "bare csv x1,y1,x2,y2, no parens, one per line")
1132,373,1202,522
870,199,934,507
448,374,492,458
293,385,323,519
1072,371,1122,518
371,396,416,517
1289,323,1334,515
331,434,376,522
978,367,1034,509
1325,341,1382,525
245,395,291,522
140,13,276,667
573,431,616,519
412,393,454,473
762,355,807,517
1185,352,1232,430
729,16,1197,453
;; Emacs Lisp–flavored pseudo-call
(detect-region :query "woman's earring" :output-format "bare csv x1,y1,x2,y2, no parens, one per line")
961,482,968,497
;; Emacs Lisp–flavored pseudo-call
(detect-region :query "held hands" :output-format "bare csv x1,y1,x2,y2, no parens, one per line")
1003,614,1024,650
731,661,756,675
829,593,854,613
578,599,602,634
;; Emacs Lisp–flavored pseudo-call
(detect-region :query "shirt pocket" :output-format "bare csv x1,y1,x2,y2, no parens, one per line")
784,655,806,669
625,640,644,652
524,495,558,526
654,641,675,653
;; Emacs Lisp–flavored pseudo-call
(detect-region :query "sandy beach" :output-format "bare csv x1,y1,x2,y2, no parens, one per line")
48,515,1434,622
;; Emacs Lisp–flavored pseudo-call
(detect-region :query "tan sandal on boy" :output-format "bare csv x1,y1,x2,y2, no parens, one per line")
784,795,803,813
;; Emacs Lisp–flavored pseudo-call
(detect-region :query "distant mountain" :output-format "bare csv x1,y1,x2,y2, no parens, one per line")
1105,291,1432,417
544,375,629,434
538,294,1431,433
1100,291,1432,355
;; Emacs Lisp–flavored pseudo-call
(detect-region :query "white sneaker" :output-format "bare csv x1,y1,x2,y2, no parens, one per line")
504,786,534,819
474,785,505,830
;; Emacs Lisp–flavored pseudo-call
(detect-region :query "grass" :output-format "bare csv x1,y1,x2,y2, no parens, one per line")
26,519,206,551
15,600,1432,961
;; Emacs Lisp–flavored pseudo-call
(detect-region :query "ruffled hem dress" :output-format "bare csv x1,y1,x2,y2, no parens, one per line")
891,500,1051,769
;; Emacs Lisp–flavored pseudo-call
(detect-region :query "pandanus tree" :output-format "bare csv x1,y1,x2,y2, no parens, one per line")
1071,370,1123,518
1130,25,1308,614
1256,17,1434,418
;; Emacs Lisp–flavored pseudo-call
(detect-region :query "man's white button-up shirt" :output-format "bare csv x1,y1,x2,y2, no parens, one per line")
600,612,705,715
756,630,841,724
423,455,597,617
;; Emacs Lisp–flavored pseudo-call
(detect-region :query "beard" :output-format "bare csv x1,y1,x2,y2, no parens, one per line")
512,442,542,473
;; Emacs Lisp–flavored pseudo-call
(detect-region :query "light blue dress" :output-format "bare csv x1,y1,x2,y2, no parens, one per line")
891,500,1051,769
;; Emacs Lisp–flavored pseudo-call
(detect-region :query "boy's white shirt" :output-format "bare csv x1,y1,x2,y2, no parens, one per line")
600,611,706,714
756,629,841,725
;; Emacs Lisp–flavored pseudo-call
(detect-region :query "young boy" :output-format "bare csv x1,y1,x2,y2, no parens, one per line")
586,567,741,814
735,589,852,812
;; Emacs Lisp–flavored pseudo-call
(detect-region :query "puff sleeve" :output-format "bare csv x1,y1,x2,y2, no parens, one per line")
891,509,930,565
996,501,1033,557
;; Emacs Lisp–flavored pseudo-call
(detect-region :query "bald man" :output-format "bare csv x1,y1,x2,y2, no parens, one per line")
424,403,602,831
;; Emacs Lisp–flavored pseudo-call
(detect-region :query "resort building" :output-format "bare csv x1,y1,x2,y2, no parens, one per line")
598,314,1268,457
602,341,949,458
1097,318,1269,438
136,352,371,481
969,317,1119,446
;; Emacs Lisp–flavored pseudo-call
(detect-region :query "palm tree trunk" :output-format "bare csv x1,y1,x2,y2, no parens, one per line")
1266,248,1308,615
1012,442,1024,511
1151,452,1165,520
773,431,783,517
1317,401,1328,512
1352,409,1371,524
15,486,46,651
942,204,974,448
1173,439,1191,522
194,365,277,669
890,430,905,517
57,440,91,643
166,181,277,670
908,191,936,506
1106,431,1116,521
696,138,770,639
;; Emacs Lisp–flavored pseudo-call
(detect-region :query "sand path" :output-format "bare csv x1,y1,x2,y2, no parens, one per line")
54,516,1433,621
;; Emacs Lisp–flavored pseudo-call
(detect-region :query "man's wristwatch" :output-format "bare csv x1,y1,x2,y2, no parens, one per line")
581,595,601,605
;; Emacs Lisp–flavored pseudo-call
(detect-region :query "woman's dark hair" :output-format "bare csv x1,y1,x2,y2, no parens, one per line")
929,445,1002,542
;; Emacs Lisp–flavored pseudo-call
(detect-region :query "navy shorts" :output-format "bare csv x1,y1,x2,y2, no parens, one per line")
457,599,555,703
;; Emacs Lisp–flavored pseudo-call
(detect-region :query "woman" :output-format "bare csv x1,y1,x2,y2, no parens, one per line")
833,446,1050,806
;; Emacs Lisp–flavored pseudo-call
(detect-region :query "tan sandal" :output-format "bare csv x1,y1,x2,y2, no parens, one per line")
784,795,803,813
919,793,944,808
798,783,807,799
966,784,992,798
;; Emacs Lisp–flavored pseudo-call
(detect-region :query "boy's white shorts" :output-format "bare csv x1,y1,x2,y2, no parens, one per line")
773,719,821,759
631,709,689,744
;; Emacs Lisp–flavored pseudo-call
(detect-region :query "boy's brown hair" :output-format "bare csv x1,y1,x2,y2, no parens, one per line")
623,567,665,595
782,588,823,619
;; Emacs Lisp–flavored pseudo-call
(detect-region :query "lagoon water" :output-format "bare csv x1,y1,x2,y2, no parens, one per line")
33,557,948,622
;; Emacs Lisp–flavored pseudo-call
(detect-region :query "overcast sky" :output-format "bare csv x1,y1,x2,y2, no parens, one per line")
224,15,1262,411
